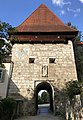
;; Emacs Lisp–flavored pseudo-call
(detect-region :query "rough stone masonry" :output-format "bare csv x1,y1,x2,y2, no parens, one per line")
8,4,78,117
8,41,77,115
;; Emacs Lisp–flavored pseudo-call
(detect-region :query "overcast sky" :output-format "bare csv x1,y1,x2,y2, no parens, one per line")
0,0,83,40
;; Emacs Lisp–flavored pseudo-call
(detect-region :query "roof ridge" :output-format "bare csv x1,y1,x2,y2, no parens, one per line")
17,4,50,28
16,4,78,33
17,4,64,28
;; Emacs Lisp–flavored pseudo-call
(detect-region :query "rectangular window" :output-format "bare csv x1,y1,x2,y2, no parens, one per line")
29,58,35,63
0,69,3,80
0,68,5,83
49,58,55,63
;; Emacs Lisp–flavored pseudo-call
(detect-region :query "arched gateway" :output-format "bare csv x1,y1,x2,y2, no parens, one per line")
35,82,53,113
8,4,78,117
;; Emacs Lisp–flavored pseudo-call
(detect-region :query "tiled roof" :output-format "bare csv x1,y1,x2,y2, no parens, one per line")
16,4,78,33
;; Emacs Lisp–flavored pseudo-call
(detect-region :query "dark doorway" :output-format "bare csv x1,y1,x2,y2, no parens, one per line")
35,82,53,114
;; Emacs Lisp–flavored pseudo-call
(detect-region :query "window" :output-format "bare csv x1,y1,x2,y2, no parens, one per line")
0,69,3,80
49,58,55,63
0,68,5,82
29,58,35,63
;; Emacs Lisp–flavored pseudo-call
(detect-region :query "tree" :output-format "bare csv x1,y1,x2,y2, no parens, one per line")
0,97,16,120
41,91,50,104
0,21,16,67
68,21,83,81
38,95,43,104
66,80,82,100
67,22,82,41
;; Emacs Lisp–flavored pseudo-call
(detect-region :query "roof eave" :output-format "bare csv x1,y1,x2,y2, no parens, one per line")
10,30,78,35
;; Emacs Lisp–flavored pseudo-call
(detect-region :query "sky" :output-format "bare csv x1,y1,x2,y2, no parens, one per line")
38,90,47,96
0,0,83,40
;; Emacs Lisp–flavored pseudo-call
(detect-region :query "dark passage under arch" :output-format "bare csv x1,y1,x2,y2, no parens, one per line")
35,82,53,114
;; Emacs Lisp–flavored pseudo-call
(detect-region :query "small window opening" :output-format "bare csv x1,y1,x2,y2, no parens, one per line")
29,58,35,63
49,58,55,63
0,69,3,80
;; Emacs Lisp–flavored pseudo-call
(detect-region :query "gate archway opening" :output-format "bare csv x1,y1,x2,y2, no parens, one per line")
38,90,50,104
35,82,53,114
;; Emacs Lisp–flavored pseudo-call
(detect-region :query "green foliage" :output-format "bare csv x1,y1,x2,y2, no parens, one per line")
0,101,3,119
0,97,16,120
66,80,82,100
38,95,43,104
0,21,16,39
0,21,16,67
67,22,82,41
41,91,50,103
67,22,77,29
74,45,83,81
38,91,50,104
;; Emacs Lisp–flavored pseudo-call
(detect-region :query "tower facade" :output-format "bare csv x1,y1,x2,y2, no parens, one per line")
8,4,78,116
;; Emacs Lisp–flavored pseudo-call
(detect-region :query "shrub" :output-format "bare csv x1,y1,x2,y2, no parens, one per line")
66,80,82,100
0,97,16,120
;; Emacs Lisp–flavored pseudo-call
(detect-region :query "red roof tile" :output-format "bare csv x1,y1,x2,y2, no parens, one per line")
16,4,78,33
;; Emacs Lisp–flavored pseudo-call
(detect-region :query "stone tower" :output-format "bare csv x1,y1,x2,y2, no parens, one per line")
8,4,78,116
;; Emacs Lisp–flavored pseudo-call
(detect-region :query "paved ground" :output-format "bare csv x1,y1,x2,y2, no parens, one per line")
15,115,64,120
15,104,64,120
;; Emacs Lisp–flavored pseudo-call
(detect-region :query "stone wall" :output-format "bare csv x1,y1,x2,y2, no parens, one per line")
8,40,77,116
66,95,83,120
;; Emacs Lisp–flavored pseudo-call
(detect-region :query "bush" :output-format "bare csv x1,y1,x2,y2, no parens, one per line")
66,80,82,100
0,101,3,119
0,97,16,120
38,91,50,104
